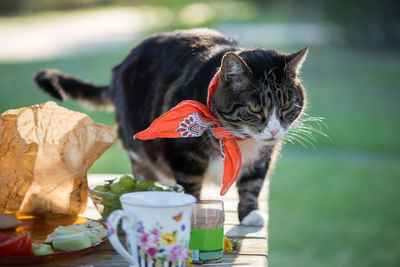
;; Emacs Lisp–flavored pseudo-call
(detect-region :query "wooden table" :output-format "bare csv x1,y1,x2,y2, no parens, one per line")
38,174,269,267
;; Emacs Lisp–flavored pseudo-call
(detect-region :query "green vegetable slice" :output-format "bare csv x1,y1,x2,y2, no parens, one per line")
32,244,54,255
52,231,92,251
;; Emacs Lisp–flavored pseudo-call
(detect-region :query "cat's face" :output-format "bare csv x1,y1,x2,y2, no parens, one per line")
212,48,308,145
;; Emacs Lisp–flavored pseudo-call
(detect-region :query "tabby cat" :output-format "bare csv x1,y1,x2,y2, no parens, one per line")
34,29,308,225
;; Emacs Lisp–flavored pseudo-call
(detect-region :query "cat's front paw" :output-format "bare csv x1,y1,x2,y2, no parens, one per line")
240,210,268,226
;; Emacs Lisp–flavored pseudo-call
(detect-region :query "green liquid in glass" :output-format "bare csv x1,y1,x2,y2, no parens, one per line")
189,227,223,262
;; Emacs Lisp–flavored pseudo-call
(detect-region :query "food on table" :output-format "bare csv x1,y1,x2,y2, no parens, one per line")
45,220,107,251
32,244,54,255
90,175,175,218
135,179,160,191
118,175,136,189
0,215,107,260
0,231,32,256
0,213,22,229
52,231,92,251
0,101,116,215
93,175,166,195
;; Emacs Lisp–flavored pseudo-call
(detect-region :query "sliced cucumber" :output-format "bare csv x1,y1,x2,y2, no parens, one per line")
85,229,102,244
52,231,92,251
54,226,81,235
32,244,54,255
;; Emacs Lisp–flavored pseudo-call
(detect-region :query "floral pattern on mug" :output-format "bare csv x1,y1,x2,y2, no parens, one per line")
168,243,185,261
135,218,189,265
107,221,115,235
161,233,177,245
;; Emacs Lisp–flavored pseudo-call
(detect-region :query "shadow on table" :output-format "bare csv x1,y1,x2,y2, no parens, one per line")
198,224,265,266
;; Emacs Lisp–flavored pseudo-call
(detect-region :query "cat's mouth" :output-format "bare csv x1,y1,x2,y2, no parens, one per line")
259,137,280,145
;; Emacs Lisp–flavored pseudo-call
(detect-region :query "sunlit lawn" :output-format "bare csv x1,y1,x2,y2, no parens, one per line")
269,147,400,267
0,41,399,266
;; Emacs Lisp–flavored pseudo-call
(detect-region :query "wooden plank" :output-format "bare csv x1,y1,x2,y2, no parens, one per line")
94,238,268,255
35,240,267,266
31,251,125,267
35,252,267,267
224,224,267,239
234,238,268,256
199,182,269,202
224,211,241,225
30,241,123,266
224,212,269,227
222,199,268,212
193,254,267,266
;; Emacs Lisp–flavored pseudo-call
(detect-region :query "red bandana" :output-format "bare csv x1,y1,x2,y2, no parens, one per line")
134,71,243,195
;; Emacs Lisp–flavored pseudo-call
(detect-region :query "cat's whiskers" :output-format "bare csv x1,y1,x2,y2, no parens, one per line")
283,113,329,148
282,135,295,145
284,133,308,148
286,131,315,148
299,113,329,130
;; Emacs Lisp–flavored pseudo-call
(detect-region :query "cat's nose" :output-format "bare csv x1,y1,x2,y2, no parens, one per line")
270,129,279,137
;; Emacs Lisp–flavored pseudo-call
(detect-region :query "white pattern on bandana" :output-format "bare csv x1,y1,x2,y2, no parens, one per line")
175,112,215,137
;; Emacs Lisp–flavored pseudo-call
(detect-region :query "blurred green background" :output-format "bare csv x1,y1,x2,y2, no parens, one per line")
0,1,399,266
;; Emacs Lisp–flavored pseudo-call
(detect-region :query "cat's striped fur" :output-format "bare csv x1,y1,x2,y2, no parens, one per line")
34,29,308,225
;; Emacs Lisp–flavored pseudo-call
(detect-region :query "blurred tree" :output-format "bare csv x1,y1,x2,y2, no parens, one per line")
322,0,400,48
0,0,129,15
252,0,400,48
1,0,398,48
0,1,23,14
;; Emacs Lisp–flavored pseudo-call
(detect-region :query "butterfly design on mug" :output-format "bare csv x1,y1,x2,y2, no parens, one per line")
173,212,183,222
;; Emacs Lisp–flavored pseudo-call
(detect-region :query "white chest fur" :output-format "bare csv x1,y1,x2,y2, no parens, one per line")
238,139,265,168
204,139,266,183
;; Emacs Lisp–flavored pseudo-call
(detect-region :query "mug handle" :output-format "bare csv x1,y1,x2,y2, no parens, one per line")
107,210,138,266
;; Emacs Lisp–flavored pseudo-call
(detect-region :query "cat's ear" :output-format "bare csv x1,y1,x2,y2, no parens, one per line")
220,52,252,83
286,47,308,76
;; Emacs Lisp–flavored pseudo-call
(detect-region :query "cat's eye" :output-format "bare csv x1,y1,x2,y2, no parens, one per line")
282,103,291,110
249,104,262,113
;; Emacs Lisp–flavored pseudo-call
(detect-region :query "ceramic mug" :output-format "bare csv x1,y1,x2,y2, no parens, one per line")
107,191,197,267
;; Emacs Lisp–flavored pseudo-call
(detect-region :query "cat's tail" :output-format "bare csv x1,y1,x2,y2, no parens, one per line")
34,69,112,108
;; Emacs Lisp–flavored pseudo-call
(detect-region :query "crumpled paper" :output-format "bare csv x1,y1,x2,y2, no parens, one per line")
0,101,116,214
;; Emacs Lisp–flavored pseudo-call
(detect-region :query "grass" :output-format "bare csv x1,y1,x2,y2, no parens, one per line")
300,46,400,153
269,147,400,267
0,32,399,266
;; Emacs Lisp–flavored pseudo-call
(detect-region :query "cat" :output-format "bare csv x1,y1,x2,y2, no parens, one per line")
34,28,308,226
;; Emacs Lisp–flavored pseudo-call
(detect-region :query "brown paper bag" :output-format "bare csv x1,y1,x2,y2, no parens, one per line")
0,101,116,214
